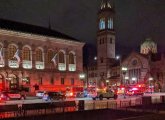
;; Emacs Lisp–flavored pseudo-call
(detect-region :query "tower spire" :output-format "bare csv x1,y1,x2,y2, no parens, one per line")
100,0,112,10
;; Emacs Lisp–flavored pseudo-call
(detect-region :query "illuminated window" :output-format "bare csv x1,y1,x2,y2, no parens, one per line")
108,17,113,29
99,18,105,30
8,44,17,60
22,47,31,60
59,51,65,63
36,48,43,62
47,50,54,64
69,53,74,64
61,78,64,85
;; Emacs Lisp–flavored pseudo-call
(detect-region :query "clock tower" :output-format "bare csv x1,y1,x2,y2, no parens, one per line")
97,0,116,84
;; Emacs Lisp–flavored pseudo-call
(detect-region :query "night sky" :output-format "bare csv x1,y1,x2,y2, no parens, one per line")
0,0,164,54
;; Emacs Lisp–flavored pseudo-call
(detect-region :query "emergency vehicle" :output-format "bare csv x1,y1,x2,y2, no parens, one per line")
92,87,118,100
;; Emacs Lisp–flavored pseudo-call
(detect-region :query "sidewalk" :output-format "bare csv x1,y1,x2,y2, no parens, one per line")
26,96,38,100
143,92,165,97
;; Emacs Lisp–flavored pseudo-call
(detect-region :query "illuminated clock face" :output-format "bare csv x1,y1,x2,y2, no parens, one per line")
132,59,137,66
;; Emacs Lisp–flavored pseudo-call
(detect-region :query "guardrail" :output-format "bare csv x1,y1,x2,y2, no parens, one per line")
0,101,77,119
1,95,165,119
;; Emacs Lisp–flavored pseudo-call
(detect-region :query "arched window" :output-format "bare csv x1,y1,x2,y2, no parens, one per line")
99,18,105,30
22,47,31,61
69,53,74,64
35,48,43,62
108,17,113,29
47,50,54,64
58,51,65,63
8,44,17,60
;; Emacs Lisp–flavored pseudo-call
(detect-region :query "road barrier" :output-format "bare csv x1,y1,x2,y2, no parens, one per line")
0,101,77,119
2,96,165,119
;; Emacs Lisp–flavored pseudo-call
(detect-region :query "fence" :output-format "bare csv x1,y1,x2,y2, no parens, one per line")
1,96,165,119
0,101,76,119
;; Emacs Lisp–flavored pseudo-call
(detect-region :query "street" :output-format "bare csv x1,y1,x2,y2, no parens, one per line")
0,94,142,105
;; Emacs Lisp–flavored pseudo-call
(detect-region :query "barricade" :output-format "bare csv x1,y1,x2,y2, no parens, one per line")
0,105,18,118
160,96,165,103
142,96,152,105
78,100,84,111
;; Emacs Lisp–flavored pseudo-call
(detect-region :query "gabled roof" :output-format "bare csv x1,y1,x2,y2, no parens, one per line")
0,18,80,42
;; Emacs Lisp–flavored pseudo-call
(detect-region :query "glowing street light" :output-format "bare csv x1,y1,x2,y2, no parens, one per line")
94,56,97,60
149,77,153,81
79,73,85,79
116,55,120,60
121,67,127,99
79,73,86,87
149,77,153,93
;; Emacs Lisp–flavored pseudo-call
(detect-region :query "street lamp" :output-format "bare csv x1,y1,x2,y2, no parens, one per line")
116,55,121,85
132,77,137,84
79,73,86,87
106,80,109,86
149,77,153,94
121,67,128,85
125,76,129,84
122,67,127,99
116,55,120,60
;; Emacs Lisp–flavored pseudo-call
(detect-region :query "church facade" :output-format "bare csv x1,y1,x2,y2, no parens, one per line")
0,19,84,93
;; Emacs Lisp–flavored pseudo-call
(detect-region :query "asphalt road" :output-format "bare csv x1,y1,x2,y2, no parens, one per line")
0,94,141,105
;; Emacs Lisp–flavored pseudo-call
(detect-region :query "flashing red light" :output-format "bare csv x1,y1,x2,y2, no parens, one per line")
138,85,141,87
132,87,138,90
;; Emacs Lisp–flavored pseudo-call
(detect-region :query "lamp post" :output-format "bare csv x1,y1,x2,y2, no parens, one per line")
122,67,127,99
149,77,153,94
79,73,86,88
125,76,129,84
132,77,137,84
122,67,128,85
116,55,121,85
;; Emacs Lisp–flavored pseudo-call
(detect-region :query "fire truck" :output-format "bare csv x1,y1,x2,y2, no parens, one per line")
65,86,84,98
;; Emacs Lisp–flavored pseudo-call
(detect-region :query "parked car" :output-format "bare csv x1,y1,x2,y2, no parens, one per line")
0,91,26,101
42,91,66,101
36,90,46,98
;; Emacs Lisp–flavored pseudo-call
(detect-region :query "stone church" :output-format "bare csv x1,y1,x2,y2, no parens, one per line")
87,0,165,92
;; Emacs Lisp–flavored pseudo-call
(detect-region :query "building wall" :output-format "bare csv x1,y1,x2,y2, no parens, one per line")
122,52,150,84
0,29,84,92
